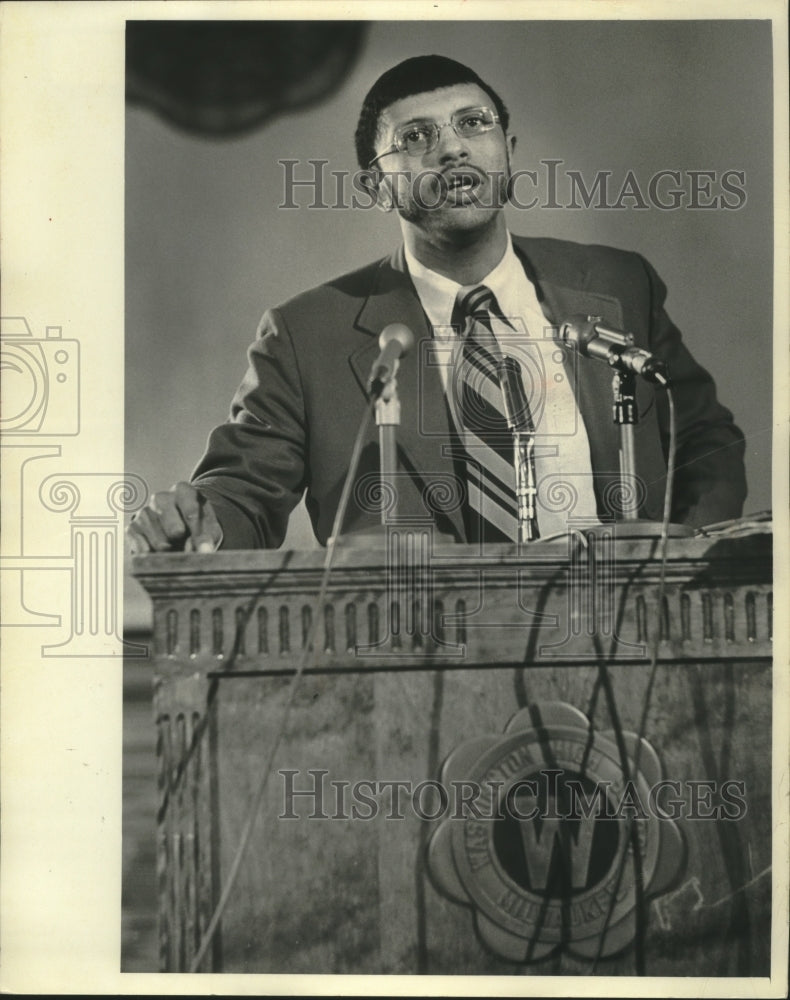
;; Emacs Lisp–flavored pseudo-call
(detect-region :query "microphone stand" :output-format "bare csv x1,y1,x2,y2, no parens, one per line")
612,370,640,520
609,370,693,538
496,356,540,543
556,315,693,539
513,431,539,543
375,377,401,525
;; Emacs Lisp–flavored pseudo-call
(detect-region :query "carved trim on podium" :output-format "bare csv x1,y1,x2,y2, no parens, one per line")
134,534,773,672
154,673,219,971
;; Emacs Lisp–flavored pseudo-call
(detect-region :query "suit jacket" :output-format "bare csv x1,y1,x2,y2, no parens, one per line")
191,235,747,549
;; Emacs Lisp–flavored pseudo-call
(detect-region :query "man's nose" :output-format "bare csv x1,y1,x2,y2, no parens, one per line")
434,122,468,159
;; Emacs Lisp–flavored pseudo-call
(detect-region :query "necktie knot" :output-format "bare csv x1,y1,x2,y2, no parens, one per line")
457,284,497,323
454,284,514,336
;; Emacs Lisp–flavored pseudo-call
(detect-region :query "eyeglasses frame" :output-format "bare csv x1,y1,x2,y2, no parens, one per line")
368,106,502,170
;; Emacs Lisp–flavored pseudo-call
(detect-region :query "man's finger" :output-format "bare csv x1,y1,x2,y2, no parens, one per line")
128,507,171,552
174,482,222,552
194,500,222,552
150,489,189,543
126,520,153,555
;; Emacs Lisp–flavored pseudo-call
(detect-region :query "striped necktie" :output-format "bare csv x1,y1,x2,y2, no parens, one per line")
451,284,537,543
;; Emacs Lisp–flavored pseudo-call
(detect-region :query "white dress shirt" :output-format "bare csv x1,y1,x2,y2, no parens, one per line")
404,235,599,535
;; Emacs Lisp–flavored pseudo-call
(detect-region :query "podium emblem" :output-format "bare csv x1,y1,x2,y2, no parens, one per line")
427,702,684,961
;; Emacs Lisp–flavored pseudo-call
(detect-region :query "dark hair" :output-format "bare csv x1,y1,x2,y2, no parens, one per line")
354,54,510,170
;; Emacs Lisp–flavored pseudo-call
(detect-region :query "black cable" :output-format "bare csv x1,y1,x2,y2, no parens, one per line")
587,385,678,973
188,401,373,972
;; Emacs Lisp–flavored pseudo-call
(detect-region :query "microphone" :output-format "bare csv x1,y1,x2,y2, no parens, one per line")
559,314,669,385
496,356,535,432
367,323,415,398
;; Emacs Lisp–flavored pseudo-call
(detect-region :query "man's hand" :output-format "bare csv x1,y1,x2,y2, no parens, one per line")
127,482,222,553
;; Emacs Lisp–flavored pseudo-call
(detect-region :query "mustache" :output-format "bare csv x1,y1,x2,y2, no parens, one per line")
385,167,511,209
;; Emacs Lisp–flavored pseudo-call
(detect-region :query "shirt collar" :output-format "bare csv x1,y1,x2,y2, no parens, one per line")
404,232,523,334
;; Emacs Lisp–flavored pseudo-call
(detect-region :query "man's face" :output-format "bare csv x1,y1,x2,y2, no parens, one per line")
372,83,514,242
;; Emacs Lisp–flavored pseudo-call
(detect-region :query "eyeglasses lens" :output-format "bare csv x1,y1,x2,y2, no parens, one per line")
396,108,496,156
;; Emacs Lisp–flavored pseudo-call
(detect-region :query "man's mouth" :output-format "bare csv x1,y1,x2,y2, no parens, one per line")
444,171,482,194
405,168,494,212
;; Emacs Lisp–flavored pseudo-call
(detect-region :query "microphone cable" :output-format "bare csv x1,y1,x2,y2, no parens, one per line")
587,384,678,974
188,401,373,973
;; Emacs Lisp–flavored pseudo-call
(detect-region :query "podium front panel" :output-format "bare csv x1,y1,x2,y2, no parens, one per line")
133,532,773,975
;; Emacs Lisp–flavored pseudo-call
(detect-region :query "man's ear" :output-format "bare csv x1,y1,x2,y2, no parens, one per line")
504,134,517,206
359,170,394,213
502,134,517,192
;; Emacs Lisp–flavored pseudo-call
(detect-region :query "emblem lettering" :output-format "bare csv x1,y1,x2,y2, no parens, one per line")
517,813,597,891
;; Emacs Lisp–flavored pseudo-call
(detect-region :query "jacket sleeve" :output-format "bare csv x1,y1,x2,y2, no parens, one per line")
189,308,308,549
641,255,748,526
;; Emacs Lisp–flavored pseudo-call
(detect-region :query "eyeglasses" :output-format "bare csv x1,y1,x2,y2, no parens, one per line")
369,106,500,168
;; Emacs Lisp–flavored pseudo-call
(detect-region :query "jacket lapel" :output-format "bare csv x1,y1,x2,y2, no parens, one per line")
529,281,624,482
348,248,467,539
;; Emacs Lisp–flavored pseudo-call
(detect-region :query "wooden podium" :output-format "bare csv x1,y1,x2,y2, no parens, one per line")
132,527,772,975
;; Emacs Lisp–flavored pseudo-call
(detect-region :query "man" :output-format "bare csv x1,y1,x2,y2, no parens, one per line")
128,55,746,554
